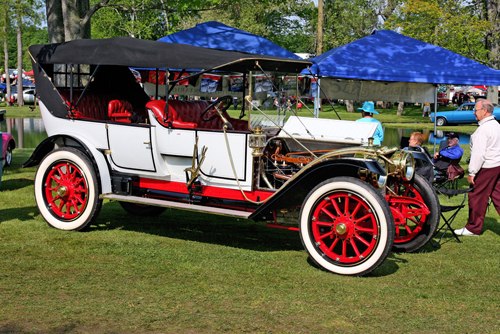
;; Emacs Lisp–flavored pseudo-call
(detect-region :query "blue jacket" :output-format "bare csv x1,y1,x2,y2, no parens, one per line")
355,117,384,145
438,144,463,160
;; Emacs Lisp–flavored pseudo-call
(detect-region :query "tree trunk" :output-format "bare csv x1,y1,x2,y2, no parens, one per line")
316,0,323,56
46,0,64,43
61,0,91,40
397,102,404,116
4,36,11,106
47,0,91,42
16,0,23,106
346,100,354,113
485,0,500,70
487,85,498,104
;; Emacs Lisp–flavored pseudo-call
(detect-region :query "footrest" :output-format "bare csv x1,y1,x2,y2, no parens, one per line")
101,193,253,218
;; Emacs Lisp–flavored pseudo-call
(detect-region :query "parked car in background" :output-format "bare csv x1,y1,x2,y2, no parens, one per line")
437,93,449,106
2,132,15,167
10,87,36,104
430,102,500,126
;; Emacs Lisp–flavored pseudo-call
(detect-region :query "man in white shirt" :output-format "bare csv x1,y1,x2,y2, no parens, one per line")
455,99,500,236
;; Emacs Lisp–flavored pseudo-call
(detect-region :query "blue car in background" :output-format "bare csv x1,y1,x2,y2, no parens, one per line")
430,102,500,126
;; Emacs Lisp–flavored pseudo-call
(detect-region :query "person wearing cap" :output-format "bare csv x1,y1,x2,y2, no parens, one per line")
432,132,463,179
356,101,384,145
455,99,500,236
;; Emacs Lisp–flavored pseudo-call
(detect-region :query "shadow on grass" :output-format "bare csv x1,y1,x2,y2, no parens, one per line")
484,217,500,237
90,201,403,276
91,200,304,253
0,177,34,191
0,206,39,223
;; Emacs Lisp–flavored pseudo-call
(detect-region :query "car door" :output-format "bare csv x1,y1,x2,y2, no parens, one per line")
106,123,156,172
196,130,252,189
454,104,475,123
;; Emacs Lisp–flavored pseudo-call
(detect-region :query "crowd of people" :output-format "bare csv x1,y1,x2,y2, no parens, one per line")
452,92,474,106
355,99,500,237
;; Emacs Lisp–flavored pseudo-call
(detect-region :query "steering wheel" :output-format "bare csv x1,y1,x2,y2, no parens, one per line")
201,95,233,122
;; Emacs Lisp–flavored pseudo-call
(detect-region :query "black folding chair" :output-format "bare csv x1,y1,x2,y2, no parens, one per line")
431,187,473,247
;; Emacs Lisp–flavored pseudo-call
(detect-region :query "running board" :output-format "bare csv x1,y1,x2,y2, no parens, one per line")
101,194,253,219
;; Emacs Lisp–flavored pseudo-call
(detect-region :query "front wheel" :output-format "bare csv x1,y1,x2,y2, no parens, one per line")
388,173,440,252
34,148,102,231
436,117,447,126
299,177,394,276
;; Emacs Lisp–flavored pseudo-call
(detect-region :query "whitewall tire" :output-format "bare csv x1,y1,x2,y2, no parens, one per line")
299,177,394,276
34,148,102,231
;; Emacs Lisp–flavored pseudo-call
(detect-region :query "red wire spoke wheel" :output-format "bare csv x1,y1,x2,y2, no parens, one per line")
389,192,428,243
44,161,89,220
387,173,440,253
300,177,394,276
35,148,102,231
311,192,379,264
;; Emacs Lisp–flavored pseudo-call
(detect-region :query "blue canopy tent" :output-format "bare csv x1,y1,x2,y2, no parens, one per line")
305,29,500,85
303,30,500,152
158,21,301,59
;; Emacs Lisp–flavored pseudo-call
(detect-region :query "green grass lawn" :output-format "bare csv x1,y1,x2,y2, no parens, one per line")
1,147,499,333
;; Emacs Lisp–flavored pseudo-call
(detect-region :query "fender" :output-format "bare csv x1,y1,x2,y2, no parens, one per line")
250,158,385,221
23,135,112,194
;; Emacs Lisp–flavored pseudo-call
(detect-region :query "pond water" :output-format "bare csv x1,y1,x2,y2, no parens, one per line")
0,117,470,151
1,117,48,149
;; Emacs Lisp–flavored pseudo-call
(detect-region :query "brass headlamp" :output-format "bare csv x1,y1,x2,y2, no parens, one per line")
388,151,415,181
249,126,266,157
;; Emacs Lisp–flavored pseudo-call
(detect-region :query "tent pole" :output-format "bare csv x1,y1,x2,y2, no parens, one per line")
314,77,321,118
433,85,438,155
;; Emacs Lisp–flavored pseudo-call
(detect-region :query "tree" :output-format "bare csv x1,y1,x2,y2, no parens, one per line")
385,0,499,102
1,0,12,106
15,0,23,105
320,0,380,52
316,0,323,56
385,0,493,64
46,0,254,43
175,0,316,53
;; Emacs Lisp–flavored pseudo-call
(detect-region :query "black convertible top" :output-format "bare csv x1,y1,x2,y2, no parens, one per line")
29,36,311,73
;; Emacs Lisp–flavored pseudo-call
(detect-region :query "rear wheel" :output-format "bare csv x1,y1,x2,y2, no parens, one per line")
4,142,13,166
436,117,447,126
119,201,166,216
34,148,102,231
387,173,440,252
299,177,394,276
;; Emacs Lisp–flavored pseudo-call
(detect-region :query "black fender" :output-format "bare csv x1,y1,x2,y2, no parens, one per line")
23,135,96,168
250,158,385,221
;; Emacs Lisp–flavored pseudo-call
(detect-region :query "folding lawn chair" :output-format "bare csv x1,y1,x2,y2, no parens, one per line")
431,187,473,247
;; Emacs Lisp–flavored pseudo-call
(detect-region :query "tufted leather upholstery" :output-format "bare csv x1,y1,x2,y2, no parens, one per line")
60,90,144,123
108,99,133,123
146,99,249,131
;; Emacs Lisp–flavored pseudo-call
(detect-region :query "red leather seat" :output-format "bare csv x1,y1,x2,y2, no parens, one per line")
146,100,197,129
146,99,248,131
108,99,133,123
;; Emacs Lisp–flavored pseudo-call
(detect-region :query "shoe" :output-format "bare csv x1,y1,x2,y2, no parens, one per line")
454,227,479,236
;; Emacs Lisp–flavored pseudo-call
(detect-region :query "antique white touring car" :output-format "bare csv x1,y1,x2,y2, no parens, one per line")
25,37,439,276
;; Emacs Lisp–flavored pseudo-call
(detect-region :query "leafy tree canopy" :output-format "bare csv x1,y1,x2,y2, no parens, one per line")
384,0,493,65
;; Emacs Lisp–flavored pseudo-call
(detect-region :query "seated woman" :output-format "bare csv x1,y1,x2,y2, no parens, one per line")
404,132,434,183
